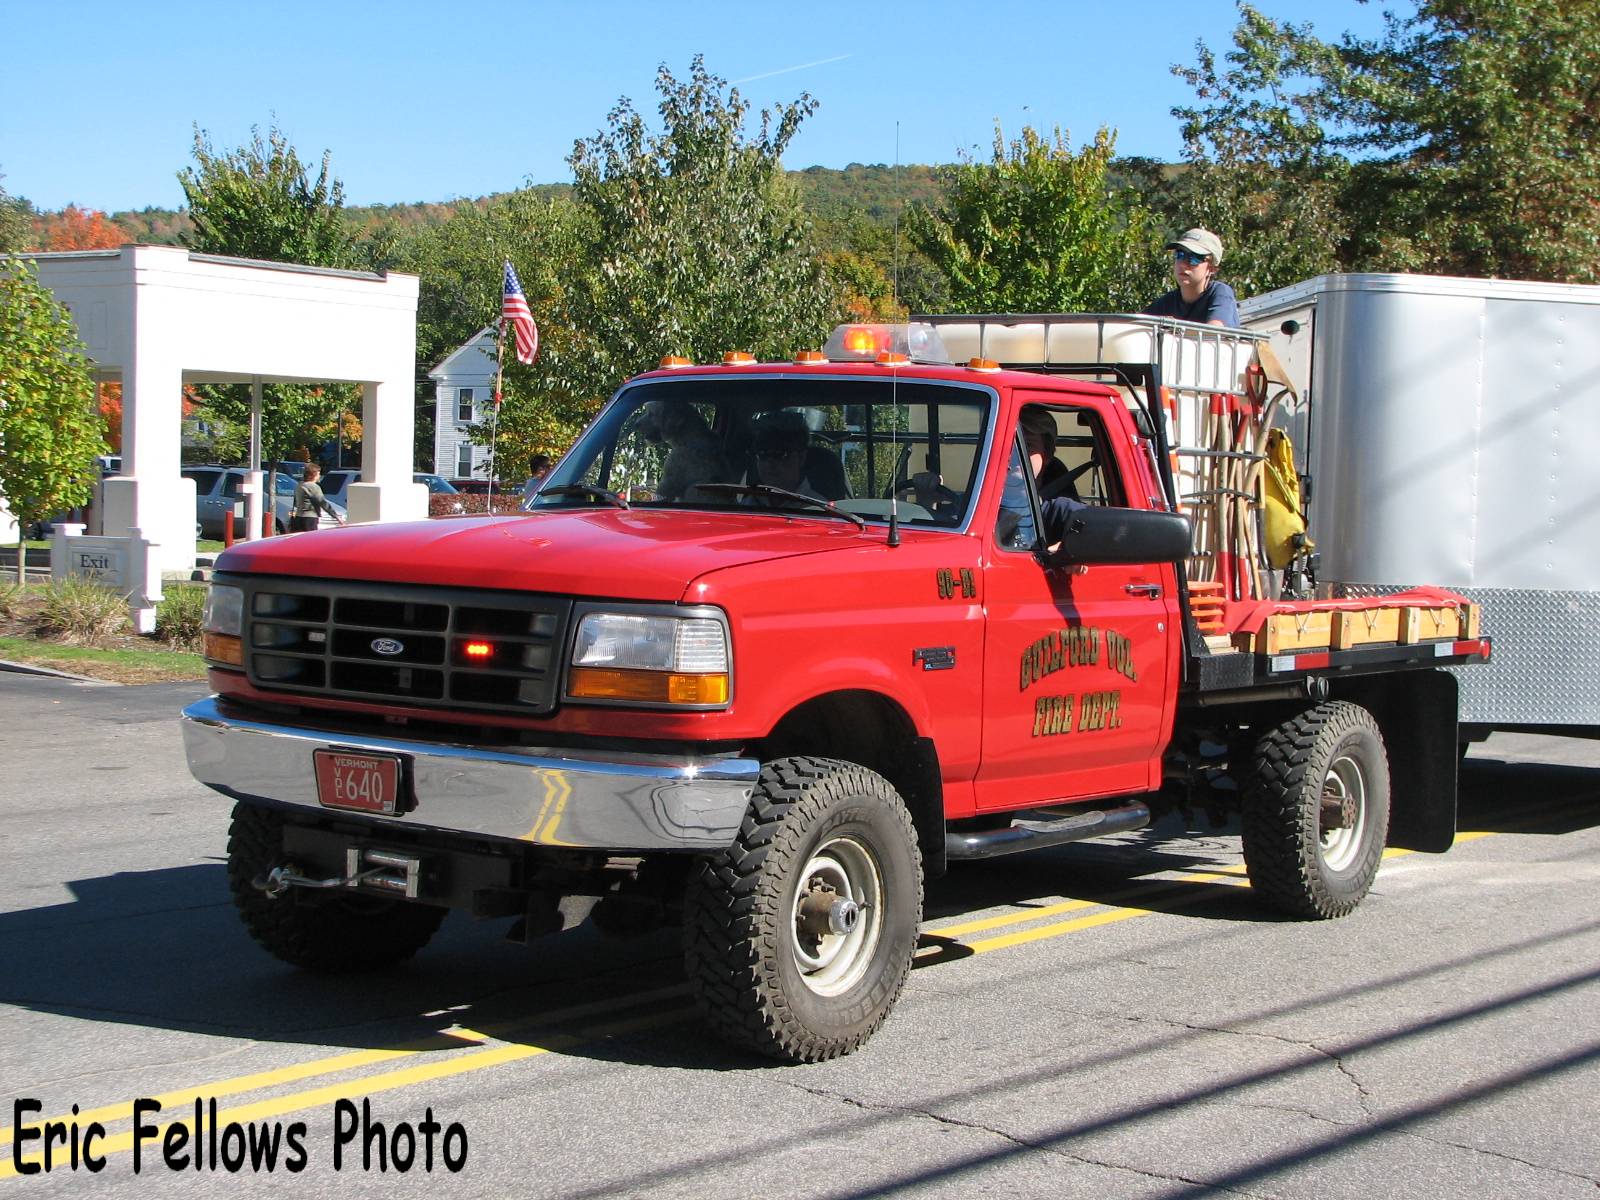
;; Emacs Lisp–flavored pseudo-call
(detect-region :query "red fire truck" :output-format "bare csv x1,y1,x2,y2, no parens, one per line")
182,317,1489,1062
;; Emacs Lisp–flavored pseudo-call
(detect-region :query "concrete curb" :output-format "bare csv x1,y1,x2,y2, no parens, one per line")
0,658,117,685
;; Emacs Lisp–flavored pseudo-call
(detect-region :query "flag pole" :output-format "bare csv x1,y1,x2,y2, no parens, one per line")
488,316,505,507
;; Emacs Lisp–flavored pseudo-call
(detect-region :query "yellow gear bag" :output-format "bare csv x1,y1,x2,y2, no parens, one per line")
1261,427,1312,569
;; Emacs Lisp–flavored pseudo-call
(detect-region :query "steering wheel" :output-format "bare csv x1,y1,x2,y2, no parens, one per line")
891,476,960,504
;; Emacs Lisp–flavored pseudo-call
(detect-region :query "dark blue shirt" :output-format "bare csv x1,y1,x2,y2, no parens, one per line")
1145,281,1240,327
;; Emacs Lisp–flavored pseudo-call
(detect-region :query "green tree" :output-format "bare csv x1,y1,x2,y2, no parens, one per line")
1167,7,1349,297
176,123,359,483
563,56,842,398
0,170,30,256
906,125,1165,313
0,259,107,581
178,122,354,267
1176,1,1600,284
393,190,595,467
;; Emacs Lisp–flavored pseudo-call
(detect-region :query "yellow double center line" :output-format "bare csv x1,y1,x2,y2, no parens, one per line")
0,986,692,1179
0,824,1521,1178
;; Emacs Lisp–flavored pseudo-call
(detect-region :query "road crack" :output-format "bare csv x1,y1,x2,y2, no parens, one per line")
775,1080,1272,1197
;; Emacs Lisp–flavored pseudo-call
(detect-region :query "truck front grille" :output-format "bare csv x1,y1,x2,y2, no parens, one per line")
241,579,572,715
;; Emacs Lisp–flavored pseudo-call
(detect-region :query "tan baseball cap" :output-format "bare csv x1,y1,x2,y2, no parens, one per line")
1166,227,1224,264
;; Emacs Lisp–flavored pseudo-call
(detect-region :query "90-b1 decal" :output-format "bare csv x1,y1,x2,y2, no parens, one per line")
1020,626,1138,737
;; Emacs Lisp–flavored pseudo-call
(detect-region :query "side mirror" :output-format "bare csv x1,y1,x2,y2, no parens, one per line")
1042,507,1191,566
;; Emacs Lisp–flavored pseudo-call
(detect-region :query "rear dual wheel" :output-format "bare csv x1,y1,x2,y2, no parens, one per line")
682,756,923,1063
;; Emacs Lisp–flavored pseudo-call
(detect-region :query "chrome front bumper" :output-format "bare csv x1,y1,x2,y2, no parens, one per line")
180,697,759,851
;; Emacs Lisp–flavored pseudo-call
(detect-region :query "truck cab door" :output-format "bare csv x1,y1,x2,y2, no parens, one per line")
974,398,1180,812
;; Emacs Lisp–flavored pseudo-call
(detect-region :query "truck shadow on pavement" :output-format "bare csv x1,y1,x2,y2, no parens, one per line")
1456,754,1600,835
0,860,689,1055
2,756,1596,1075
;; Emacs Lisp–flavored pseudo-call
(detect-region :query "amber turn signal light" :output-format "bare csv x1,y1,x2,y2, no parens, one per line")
569,667,729,705
204,632,243,667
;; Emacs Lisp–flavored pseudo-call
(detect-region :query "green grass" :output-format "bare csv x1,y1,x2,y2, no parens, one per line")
0,635,206,683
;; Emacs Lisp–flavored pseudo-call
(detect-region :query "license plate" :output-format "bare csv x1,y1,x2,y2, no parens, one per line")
314,750,402,815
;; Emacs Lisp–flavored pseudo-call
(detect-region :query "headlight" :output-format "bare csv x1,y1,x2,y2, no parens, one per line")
202,584,245,667
203,585,244,635
568,610,730,706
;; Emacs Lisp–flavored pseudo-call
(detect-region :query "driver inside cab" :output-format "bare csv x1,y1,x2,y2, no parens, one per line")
745,412,848,502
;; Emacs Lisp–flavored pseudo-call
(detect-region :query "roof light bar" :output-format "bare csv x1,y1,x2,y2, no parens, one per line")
821,322,952,364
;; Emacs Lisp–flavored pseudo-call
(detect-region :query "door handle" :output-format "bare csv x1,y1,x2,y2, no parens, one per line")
1124,583,1162,598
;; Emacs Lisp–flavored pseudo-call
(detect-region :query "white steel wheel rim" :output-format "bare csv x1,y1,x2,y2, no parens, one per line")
1319,751,1368,873
790,835,884,997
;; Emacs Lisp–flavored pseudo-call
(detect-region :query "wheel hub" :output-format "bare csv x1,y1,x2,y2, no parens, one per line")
1320,791,1357,831
1318,751,1369,873
790,836,884,997
796,883,838,937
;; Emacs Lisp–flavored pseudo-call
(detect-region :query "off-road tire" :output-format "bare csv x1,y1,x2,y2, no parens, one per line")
226,802,446,971
1242,701,1390,919
682,756,923,1063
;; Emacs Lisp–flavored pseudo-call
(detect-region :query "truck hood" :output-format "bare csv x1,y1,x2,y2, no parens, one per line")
212,509,872,600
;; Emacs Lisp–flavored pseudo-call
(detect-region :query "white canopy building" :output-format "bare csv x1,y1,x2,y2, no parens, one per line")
5,245,424,573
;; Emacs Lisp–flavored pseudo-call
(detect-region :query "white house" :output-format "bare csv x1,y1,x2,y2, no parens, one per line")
428,328,499,480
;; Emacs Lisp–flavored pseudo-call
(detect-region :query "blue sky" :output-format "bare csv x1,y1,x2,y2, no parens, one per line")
2,0,1403,214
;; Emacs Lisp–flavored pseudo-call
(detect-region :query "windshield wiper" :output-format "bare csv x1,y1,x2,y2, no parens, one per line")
536,484,630,509
693,483,867,530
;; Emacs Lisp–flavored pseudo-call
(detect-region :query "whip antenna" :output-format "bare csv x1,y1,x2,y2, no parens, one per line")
887,121,902,548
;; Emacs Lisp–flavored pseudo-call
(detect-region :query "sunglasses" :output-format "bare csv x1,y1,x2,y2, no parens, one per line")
756,447,801,461
1173,249,1209,267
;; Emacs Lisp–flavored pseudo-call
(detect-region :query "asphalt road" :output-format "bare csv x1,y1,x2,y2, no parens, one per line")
1,671,1597,1198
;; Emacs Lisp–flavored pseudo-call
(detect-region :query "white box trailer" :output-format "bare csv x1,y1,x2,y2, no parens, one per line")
1240,273,1600,736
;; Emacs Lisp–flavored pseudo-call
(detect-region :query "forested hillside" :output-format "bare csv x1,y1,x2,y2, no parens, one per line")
85,170,926,252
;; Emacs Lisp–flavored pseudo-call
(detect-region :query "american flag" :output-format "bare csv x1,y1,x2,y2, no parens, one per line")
502,261,539,366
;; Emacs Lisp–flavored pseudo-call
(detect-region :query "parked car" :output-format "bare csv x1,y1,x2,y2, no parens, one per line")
414,473,459,495
449,478,500,495
183,466,345,538
319,469,358,508
319,472,464,514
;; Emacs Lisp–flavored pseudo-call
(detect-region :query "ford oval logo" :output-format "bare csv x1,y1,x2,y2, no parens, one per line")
371,638,405,657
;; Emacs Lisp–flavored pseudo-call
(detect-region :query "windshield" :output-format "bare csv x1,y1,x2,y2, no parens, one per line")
531,377,993,529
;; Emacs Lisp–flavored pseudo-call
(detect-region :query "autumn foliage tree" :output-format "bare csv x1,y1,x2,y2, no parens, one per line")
32,205,127,251
99,383,123,453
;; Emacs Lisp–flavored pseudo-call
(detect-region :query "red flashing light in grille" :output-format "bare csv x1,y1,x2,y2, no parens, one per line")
462,640,495,661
